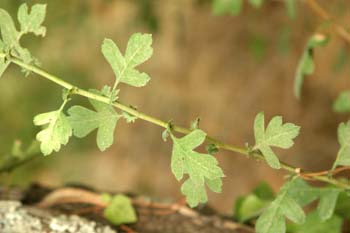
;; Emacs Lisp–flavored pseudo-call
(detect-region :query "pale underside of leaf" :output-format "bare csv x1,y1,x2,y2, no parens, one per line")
34,110,72,155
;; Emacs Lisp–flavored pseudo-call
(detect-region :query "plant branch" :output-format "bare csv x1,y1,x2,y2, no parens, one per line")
305,0,350,43
3,55,350,190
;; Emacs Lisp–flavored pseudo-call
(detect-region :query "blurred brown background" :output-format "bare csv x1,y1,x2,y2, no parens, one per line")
0,0,350,213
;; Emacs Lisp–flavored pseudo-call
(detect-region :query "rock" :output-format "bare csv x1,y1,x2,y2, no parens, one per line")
0,201,116,233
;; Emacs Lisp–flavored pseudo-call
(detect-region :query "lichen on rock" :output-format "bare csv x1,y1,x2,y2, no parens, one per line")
0,201,117,233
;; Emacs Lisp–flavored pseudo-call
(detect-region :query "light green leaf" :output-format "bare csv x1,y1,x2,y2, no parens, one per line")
125,33,153,68
333,91,350,113
285,0,297,19
102,33,152,87
103,194,137,225
170,129,224,207
34,108,72,156
332,121,350,168
249,0,263,8
18,3,46,36
0,8,19,49
212,0,243,16
253,112,300,169
287,211,342,233
0,4,47,68
294,34,329,99
68,89,121,151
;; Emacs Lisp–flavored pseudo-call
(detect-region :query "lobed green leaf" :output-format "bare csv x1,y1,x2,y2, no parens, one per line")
18,3,46,36
0,3,47,72
0,8,19,49
253,112,300,169
170,129,224,207
34,109,72,156
68,89,121,151
102,33,152,88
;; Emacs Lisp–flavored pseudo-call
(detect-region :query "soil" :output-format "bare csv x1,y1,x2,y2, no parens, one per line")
0,184,255,233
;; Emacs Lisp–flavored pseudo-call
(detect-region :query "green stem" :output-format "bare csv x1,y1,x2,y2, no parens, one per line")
5,55,350,190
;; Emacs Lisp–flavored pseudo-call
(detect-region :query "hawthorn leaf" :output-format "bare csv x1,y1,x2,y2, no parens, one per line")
249,0,263,9
170,129,224,207
125,33,153,68
294,34,329,99
34,109,72,156
68,90,121,151
102,33,152,87
0,8,19,49
103,194,137,225
253,112,300,169
287,211,342,233
212,0,243,16
332,121,350,169
333,91,350,113
18,3,46,36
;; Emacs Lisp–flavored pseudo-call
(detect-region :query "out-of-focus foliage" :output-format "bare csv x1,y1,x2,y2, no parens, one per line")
294,34,329,99
333,91,350,113
234,182,275,222
102,193,137,225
